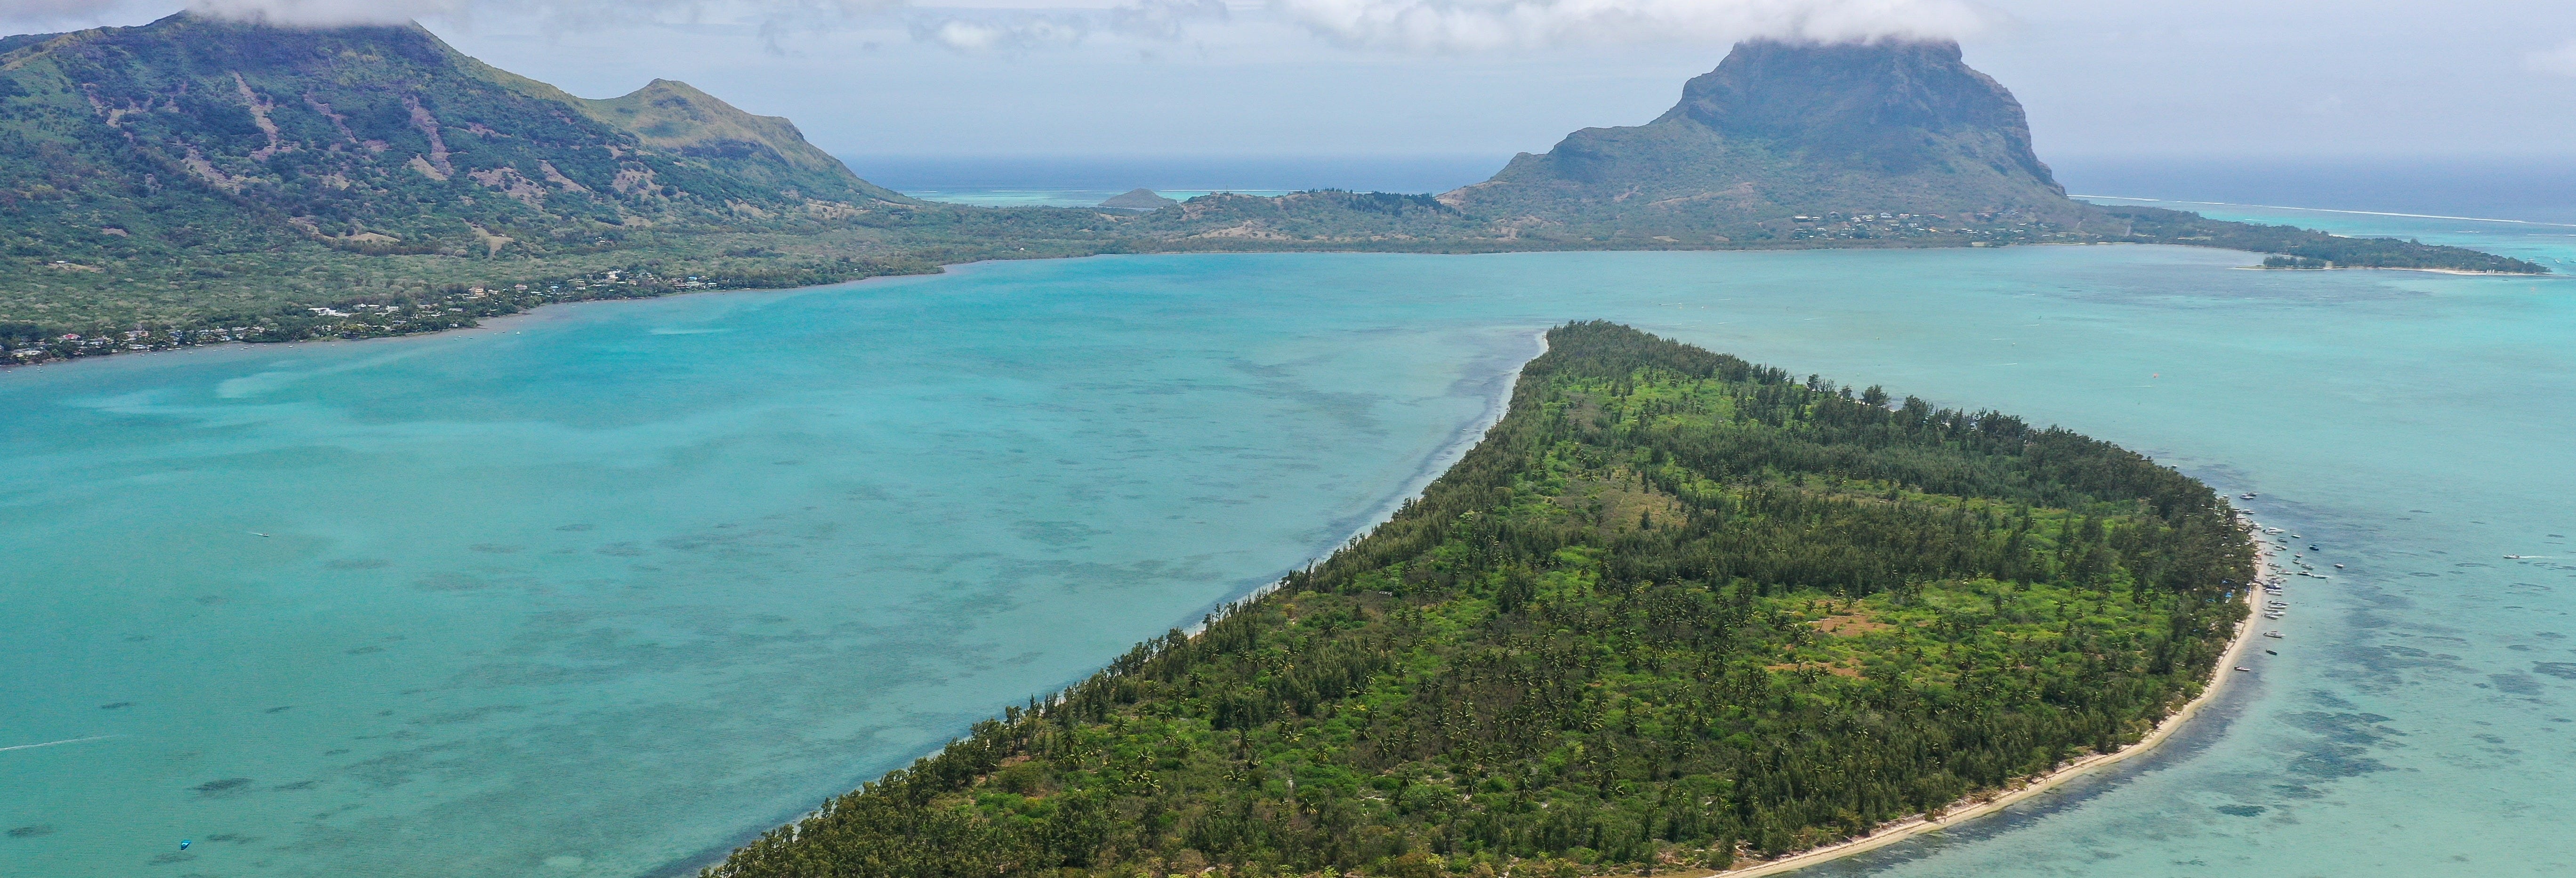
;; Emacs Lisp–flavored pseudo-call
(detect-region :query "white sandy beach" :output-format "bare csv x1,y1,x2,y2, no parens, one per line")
1708,523,2271,878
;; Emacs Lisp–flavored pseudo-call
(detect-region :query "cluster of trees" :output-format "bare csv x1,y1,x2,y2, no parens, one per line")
700,322,2254,878
2104,206,2545,274
0,251,933,362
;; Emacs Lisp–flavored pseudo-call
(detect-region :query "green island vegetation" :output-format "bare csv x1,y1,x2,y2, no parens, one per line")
2095,206,2542,272
0,17,2544,364
698,323,2254,878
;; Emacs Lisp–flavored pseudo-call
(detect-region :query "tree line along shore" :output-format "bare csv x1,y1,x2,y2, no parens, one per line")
694,322,2257,878
3,19,2544,366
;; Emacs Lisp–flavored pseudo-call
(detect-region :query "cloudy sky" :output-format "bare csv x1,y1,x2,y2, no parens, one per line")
8,0,2576,176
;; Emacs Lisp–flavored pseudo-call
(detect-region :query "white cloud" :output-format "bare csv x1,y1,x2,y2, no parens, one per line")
4,0,1960,54
1109,0,1226,40
1269,0,1988,52
0,0,1213,54
913,14,1085,50
2529,40,2576,77
1,0,165,29
185,0,469,26
906,0,1224,52
0,0,908,30
6,0,145,17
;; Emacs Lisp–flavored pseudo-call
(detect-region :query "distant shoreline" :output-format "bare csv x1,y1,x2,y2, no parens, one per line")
6,228,2545,371
2229,265,2564,277
1708,525,2268,878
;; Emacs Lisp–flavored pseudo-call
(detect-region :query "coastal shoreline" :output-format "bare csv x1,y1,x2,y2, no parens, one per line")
1708,525,2268,878
14,236,2543,374
0,258,982,374
650,325,1554,878
1187,327,1549,632
2227,265,2560,276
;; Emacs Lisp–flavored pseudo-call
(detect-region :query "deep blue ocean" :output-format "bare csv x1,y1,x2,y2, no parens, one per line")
3,162,2572,877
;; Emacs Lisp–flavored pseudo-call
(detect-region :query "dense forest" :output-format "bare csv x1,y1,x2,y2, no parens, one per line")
699,323,2254,878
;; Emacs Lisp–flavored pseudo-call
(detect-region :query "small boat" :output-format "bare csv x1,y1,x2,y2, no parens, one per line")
2334,564,2344,569
2263,631,2283,638
2264,650,2278,655
180,840,192,851
2264,612,2285,619
2234,666,2253,672
2241,492,2258,499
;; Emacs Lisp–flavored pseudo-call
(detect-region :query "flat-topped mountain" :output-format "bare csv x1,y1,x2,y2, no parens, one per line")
1444,39,2078,238
0,21,2540,360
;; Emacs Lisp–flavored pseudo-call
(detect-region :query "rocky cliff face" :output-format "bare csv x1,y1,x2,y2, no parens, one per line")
1444,39,2079,238
1660,39,2057,185
0,13,906,264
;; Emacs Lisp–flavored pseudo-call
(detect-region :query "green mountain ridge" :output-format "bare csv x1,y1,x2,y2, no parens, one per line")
0,32,64,55
0,18,2544,362
0,13,910,240
570,78,883,186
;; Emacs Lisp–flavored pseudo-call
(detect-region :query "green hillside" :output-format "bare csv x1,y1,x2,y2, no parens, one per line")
0,19,2541,362
698,323,2254,878
0,12,930,350
0,12,907,244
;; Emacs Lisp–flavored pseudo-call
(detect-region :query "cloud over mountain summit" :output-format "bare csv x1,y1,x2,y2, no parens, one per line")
1269,0,1988,52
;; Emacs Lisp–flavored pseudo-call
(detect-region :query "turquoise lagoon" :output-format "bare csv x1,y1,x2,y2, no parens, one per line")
3,238,2573,877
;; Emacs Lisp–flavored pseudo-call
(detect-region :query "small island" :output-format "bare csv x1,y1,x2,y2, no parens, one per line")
698,323,2256,878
